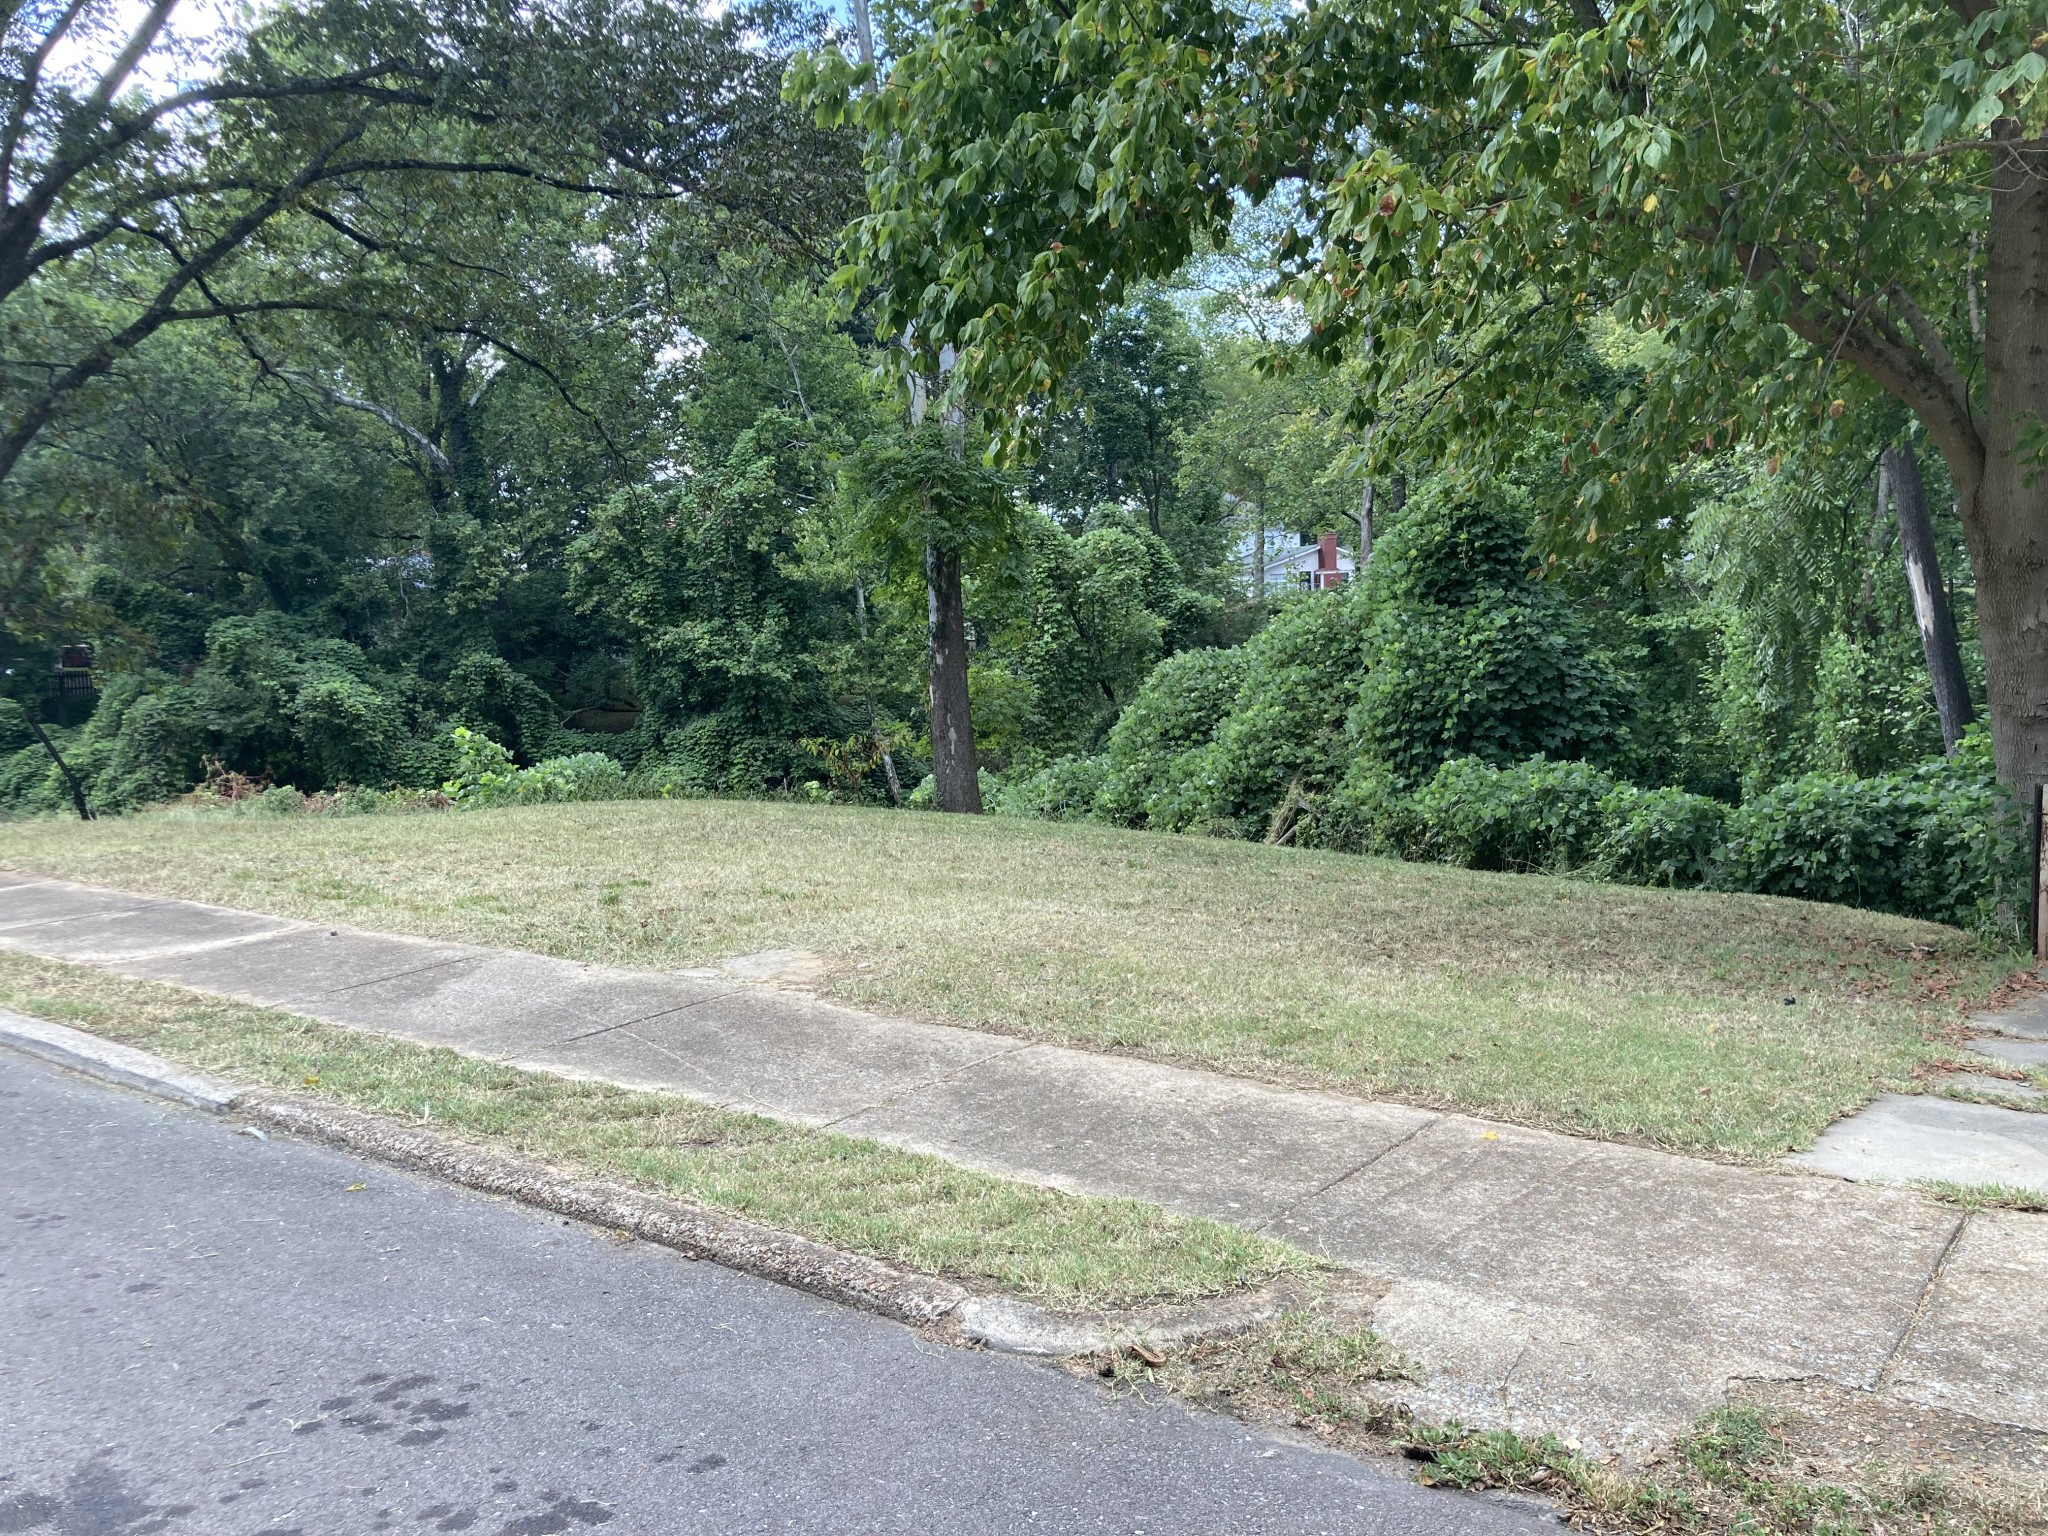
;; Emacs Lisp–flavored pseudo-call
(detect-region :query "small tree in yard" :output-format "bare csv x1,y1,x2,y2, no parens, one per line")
792,0,2048,793
838,424,1024,812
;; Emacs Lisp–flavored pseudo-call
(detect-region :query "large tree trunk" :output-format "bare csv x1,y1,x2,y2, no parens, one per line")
925,542,981,812
1883,443,1976,752
1958,136,2048,793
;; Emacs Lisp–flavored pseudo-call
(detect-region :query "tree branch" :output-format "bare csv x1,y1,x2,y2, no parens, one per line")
0,64,441,272
1890,283,1980,435
430,321,629,463
1734,238,1986,486
0,113,371,484
275,367,456,478
0,0,93,199
85,0,180,110
321,157,685,200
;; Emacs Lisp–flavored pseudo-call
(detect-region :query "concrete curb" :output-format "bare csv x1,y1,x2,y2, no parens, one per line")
0,1007,237,1111
238,1091,974,1326
235,1092,1308,1355
955,1281,1318,1357
0,1004,1315,1357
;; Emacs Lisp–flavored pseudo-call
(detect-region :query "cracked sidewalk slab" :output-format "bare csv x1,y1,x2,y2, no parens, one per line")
3,872,2045,1460
1790,1093,2048,1191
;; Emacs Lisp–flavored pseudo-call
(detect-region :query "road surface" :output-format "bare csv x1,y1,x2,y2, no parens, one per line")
1,1050,1554,1534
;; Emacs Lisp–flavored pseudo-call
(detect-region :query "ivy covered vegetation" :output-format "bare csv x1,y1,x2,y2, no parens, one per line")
0,0,2024,939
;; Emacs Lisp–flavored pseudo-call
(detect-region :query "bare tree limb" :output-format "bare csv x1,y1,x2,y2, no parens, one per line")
85,0,180,110
275,368,456,478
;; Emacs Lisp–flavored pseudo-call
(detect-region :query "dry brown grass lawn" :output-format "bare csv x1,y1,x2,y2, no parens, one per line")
0,797,2019,1159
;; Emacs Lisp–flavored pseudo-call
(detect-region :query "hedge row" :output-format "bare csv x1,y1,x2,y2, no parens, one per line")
994,729,2028,936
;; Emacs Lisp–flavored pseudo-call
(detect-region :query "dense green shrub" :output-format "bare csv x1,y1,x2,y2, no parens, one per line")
1194,582,1376,829
995,512,1219,759
1301,758,1414,856
1310,734,2018,933
991,754,1108,821
445,652,575,766
1094,647,1250,828
1595,786,1730,887
649,711,802,797
0,616,503,815
1407,757,1619,872
1349,490,1627,786
1315,755,1621,873
907,767,1002,809
442,728,628,808
1718,730,2023,931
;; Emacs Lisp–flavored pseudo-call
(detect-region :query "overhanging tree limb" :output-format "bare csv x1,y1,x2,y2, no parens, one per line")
0,112,372,485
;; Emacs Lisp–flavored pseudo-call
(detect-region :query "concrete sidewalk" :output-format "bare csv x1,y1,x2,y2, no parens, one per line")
3,871,2044,1464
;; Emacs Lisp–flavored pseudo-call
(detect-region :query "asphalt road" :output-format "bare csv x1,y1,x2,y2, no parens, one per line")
1,1051,1556,1536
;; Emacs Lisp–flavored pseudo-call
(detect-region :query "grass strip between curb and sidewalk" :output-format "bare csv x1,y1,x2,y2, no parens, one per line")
0,949,1310,1310
0,800,2027,1162
7,949,2042,1534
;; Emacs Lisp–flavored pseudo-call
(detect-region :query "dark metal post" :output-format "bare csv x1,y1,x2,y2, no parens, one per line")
27,715,92,821
2033,782,2044,963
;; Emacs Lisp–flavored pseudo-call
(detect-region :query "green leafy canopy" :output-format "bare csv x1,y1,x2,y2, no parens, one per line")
791,0,2023,544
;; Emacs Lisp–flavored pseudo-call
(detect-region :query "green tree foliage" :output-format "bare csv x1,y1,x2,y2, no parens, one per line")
1003,478,1625,836
974,509,1217,763
837,423,1024,586
1349,488,1627,787
1176,340,1363,591
1690,443,1974,794
0,0,886,812
1030,296,1218,562
0,0,852,488
570,423,853,791
793,0,2048,790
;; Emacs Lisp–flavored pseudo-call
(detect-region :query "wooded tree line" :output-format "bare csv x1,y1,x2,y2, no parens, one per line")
0,0,2024,926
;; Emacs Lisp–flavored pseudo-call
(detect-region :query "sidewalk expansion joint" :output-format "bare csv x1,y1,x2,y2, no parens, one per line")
105,926,309,964
316,951,479,996
0,898,169,936
814,1042,1041,1132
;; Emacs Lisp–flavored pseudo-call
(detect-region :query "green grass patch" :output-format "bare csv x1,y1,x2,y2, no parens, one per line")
1912,1180,2048,1214
0,949,1306,1310
1128,1324,2041,1535
0,798,2022,1160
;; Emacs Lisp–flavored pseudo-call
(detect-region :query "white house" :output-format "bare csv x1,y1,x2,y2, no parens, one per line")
1236,529,1355,596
